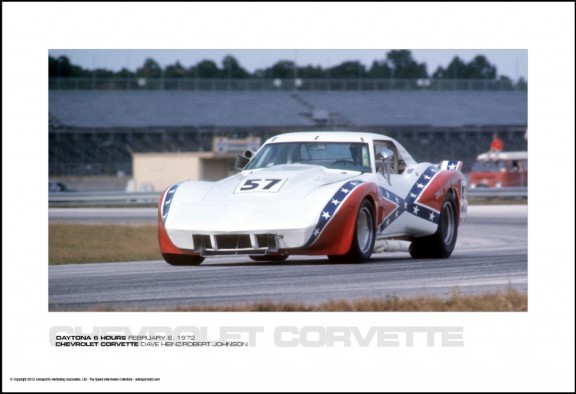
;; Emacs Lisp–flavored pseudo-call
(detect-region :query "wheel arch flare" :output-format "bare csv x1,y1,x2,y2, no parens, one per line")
298,180,380,256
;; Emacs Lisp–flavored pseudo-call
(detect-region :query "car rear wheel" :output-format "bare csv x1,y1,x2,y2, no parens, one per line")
328,199,375,263
409,192,458,259
162,253,205,266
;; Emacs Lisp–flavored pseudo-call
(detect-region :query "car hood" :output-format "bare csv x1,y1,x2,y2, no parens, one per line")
165,164,362,233
205,164,360,201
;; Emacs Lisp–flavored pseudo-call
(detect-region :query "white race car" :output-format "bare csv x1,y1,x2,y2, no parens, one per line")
158,131,467,265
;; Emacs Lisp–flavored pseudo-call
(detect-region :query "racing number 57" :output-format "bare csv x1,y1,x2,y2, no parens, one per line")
236,178,287,193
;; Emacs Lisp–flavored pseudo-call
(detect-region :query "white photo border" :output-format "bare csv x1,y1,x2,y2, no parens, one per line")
3,2,574,392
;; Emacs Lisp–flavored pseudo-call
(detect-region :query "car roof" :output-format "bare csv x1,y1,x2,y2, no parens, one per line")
265,131,398,144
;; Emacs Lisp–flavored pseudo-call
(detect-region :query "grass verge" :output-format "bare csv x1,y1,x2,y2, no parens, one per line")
49,224,161,264
72,288,527,312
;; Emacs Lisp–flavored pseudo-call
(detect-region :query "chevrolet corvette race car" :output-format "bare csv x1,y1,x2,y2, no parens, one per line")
158,131,467,265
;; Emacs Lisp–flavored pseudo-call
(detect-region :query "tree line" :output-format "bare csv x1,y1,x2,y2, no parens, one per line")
49,50,518,82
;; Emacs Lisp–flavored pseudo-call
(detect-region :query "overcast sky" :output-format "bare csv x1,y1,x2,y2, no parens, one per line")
48,49,528,80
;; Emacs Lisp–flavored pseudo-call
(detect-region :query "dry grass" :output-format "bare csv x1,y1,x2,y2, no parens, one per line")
177,289,527,312
49,224,161,264
80,288,527,312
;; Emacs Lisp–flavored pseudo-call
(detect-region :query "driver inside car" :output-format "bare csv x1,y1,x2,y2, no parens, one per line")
349,144,363,166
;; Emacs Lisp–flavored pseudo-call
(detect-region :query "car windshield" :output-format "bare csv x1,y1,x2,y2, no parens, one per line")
471,160,506,172
245,142,372,172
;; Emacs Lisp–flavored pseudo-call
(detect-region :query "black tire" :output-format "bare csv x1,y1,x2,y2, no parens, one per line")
249,255,289,262
409,192,458,259
162,253,205,266
328,199,375,264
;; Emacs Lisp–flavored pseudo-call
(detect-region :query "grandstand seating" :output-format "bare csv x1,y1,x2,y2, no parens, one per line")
298,91,527,126
49,90,526,128
49,91,316,128
49,90,527,176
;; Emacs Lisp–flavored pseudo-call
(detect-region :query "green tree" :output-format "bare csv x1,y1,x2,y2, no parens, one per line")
367,60,392,78
265,60,297,79
221,55,249,78
116,68,135,78
436,55,498,80
431,66,446,79
515,76,527,90
328,61,365,78
196,60,220,78
296,65,326,79
386,50,428,79
498,75,514,89
443,56,467,79
93,68,115,78
136,58,162,78
165,61,187,78
49,55,84,78
466,55,497,79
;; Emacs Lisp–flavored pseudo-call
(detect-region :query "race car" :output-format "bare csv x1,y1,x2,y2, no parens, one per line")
158,131,467,265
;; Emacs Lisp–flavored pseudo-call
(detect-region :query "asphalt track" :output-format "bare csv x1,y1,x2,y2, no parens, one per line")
48,205,527,311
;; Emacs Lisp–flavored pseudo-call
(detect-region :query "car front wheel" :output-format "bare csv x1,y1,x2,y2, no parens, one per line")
328,199,375,263
162,253,205,266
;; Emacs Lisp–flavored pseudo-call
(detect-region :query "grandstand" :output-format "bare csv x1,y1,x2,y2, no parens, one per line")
49,88,527,180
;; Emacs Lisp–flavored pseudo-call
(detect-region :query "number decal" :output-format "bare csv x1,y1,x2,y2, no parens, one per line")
240,179,261,191
235,178,287,193
261,179,282,190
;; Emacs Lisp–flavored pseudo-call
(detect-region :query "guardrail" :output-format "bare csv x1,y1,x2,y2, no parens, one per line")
49,192,161,207
49,188,527,207
467,187,528,199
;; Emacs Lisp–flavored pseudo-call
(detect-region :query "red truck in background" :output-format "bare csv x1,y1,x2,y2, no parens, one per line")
468,151,528,188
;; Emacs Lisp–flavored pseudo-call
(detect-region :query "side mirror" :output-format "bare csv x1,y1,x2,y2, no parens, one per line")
376,147,393,161
375,147,393,184
235,150,256,170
